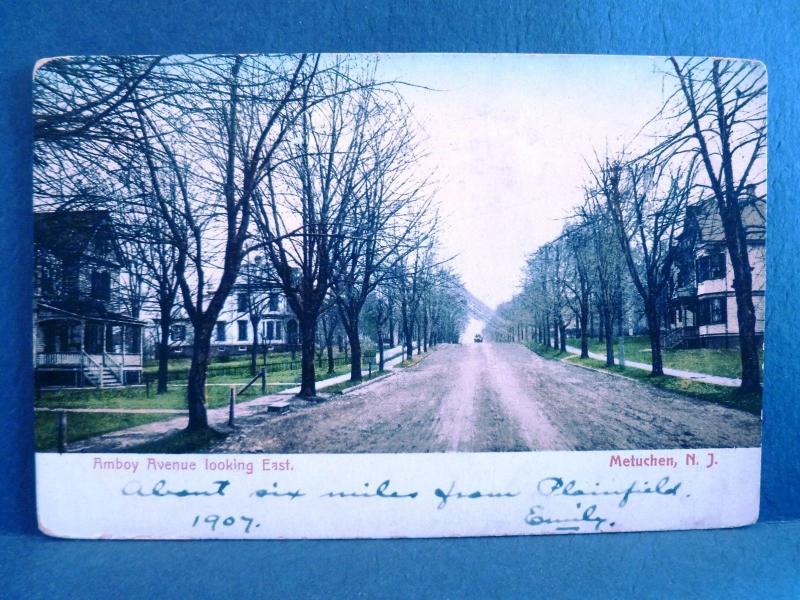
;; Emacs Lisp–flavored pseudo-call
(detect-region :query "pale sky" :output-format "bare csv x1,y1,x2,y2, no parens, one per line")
375,54,674,309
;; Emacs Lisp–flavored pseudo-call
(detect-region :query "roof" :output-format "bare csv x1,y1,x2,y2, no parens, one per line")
683,193,766,246
38,301,144,325
34,210,122,264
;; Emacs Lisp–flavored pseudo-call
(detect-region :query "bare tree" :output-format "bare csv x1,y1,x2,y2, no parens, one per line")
652,57,766,392
426,267,469,345
33,56,162,153
562,222,595,359
125,54,319,428
253,60,376,397
580,195,624,366
318,299,342,375
591,156,695,376
331,90,435,381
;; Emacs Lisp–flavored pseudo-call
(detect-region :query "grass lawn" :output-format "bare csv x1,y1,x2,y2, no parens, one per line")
143,350,303,373
398,351,429,369
142,349,370,382
525,341,571,360
36,365,354,411
579,335,763,379
35,361,359,450
524,340,760,415
323,370,387,394
122,428,228,454
35,411,169,451
567,356,761,416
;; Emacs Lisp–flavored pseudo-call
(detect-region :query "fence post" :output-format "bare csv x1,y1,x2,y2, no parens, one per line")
145,376,150,398
228,386,236,427
261,367,266,394
368,360,372,378
57,410,67,453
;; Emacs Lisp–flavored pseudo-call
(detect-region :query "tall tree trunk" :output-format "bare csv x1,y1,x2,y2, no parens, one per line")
729,246,761,392
579,298,589,359
598,310,604,344
157,315,171,394
338,304,364,382
717,211,761,392
186,321,212,430
559,320,567,353
326,337,335,375
603,310,615,367
345,324,362,381
388,311,395,347
545,314,551,347
422,311,429,352
645,299,664,376
298,316,317,398
378,332,385,371
249,316,261,377
552,315,559,349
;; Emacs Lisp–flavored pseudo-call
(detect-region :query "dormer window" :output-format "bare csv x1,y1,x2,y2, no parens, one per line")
90,270,111,301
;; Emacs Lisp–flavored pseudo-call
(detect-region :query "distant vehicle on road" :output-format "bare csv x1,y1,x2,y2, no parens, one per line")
474,334,483,343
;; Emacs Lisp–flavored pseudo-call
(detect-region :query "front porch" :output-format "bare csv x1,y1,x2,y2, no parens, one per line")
35,303,143,388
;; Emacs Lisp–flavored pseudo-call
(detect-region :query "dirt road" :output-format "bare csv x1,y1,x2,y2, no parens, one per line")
210,343,761,453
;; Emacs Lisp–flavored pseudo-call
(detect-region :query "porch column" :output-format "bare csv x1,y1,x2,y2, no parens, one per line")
79,320,86,388
100,323,106,388
121,324,127,383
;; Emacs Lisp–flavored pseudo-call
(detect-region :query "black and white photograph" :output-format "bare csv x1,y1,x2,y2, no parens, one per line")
32,53,765,456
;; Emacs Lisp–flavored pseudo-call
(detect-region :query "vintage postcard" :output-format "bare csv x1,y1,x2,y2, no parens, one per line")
33,53,765,538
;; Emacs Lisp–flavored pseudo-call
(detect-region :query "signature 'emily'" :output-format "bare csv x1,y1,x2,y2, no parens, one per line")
122,479,230,498
525,503,611,532
537,476,682,508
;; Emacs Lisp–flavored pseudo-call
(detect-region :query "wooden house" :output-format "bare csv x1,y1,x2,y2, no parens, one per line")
666,192,766,349
33,210,144,387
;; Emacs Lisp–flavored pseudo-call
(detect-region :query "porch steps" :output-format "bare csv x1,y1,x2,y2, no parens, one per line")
84,367,123,388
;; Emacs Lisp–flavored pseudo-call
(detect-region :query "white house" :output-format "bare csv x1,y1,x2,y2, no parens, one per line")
160,259,299,358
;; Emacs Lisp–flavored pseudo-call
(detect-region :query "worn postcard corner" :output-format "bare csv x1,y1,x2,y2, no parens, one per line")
32,53,764,539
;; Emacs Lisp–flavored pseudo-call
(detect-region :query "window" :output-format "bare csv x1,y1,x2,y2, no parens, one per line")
216,321,227,342
696,253,726,283
42,322,60,353
127,327,141,353
275,321,282,340
698,297,727,326
266,321,275,340
676,265,691,288
268,294,279,312
237,320,248,341
237,293,248,312
170,324,186,342
105,324,115,352
90,270,111,301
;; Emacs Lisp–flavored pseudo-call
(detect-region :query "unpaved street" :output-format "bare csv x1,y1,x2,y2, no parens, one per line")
210,343,761,453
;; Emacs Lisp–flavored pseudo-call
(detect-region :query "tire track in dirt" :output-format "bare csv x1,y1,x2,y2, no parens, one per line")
210,342,761,453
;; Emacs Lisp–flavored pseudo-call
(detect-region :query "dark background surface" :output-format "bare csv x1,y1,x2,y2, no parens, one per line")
1,1,798,596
